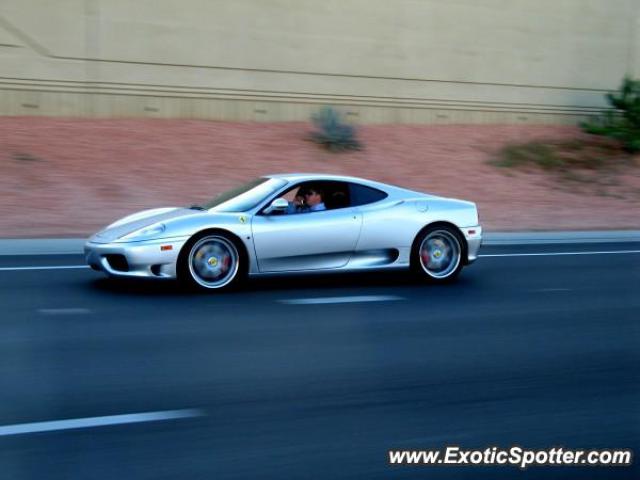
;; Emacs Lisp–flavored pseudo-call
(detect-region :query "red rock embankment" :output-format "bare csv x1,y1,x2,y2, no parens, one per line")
1,118,638,237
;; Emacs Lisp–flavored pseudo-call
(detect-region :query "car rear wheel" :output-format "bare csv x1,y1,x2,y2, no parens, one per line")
412,226,464,283
179,233,243,291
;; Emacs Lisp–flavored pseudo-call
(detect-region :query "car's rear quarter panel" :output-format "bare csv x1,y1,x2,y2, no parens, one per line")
355,197,479,263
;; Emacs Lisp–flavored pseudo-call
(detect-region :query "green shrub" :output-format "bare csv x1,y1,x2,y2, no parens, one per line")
310,106,361,151
581,76,640,152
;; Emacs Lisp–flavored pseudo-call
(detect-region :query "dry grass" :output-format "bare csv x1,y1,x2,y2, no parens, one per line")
490,137,640,198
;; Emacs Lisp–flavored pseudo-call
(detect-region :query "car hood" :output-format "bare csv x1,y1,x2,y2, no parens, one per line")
90,207,198,243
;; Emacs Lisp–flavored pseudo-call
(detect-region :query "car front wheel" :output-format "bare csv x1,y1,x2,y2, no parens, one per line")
179,232,243,291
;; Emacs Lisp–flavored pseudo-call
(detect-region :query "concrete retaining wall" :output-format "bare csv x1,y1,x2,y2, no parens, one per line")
1,0,638,123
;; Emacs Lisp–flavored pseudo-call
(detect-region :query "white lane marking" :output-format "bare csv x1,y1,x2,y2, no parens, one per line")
479,250,640,258
1,251,84,256
280,295,404,305
38,308,91,315
0,409,205,437
0,265,89,271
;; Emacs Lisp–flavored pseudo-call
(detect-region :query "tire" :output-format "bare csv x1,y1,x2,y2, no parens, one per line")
178,232,245,291
411,225,465,283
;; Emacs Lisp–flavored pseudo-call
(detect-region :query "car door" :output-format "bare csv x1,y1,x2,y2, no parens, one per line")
251,207,363,272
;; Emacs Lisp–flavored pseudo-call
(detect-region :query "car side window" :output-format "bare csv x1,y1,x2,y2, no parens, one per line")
348,183,388,207
287,181,352,212
264,180,381,214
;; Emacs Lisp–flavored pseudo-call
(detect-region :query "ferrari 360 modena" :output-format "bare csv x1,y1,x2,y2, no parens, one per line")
85,174,482,290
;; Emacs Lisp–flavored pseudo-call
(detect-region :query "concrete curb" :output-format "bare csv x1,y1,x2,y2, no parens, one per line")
0,238,87,256
482,230,640,246
0,231,638,255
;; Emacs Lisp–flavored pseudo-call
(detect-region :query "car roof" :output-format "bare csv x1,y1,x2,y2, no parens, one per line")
267,173,392,187
265,173,433,198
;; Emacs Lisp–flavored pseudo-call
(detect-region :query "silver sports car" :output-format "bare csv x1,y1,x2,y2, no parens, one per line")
85,174,482,290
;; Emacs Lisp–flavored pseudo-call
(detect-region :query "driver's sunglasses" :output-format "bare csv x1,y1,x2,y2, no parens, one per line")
304,191,317,197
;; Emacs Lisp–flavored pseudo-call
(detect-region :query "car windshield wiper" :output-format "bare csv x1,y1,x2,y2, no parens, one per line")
188,204,207,211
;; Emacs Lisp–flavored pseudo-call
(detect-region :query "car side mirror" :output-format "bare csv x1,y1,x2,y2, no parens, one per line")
264,197,289,214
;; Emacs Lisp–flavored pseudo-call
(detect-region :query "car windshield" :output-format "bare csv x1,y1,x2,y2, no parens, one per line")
202,177,287,212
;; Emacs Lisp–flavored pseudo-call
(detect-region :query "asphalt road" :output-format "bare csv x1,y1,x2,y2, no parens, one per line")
0,243,638,479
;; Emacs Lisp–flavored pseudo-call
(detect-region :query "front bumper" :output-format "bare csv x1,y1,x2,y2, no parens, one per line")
461,225,482,264
84,236,189,279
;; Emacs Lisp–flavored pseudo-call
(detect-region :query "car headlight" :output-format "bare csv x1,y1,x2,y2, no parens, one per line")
119,223,166,241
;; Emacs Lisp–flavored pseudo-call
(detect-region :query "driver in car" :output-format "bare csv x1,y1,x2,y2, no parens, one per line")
286,186,326,214
304,186,326,212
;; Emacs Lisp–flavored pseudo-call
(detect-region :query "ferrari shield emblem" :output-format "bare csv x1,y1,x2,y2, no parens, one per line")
239,215,247,224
